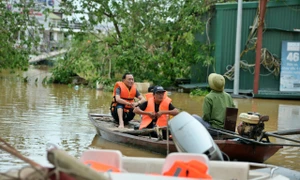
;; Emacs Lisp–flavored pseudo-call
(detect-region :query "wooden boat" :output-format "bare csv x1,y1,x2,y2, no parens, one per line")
88,113,284,163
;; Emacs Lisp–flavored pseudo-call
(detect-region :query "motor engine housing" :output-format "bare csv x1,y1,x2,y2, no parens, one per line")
237,112,269,140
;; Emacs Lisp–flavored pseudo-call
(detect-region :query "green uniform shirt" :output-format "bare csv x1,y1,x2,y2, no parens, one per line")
202,90,235,129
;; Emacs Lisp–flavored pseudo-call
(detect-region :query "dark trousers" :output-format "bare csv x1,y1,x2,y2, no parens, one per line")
192,114,220,136
110,103,135,125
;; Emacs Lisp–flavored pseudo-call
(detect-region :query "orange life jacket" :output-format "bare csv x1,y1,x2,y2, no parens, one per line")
111,81,137,111
145,93,153,100
163,160,212,179
84,160,120,172
139,96,171,129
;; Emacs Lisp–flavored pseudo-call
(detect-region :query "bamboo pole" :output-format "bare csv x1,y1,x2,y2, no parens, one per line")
208,128,300,147
268,129,300,135
0,137,43,169
264,132,300,144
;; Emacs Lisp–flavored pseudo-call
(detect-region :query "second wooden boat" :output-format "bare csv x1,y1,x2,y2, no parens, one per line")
88,113,283,163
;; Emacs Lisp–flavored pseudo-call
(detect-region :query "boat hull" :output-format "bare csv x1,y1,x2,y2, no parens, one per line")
215,140,282,162
99,126,178,155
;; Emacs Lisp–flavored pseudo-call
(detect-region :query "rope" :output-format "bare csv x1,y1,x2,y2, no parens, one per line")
223,3,279,81
0,166,46,179
223,49,280,81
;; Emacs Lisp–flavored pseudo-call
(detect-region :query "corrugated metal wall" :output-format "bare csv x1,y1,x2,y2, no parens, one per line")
192,0,300,92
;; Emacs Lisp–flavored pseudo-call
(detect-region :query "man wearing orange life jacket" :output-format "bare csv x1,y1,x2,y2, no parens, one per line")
133,86,179,130
144,86,155,100
110,73,145,128
144,86,167,100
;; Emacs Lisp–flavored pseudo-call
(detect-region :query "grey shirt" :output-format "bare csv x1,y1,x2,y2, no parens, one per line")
116,87,141,98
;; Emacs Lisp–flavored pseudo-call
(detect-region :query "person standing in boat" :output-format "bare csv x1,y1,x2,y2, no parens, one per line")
193,73,235,132
133,86,179,131
110,73,145,128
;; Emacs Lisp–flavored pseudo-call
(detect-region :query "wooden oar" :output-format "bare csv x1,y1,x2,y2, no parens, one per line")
267,129,300,135
116,128,155,136
120,126,169,136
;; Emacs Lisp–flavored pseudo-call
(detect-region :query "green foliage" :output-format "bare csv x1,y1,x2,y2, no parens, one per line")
50,33,112,84
42,76,48,84
1,0,260,80
23,76,28,83
190,88,209,96
48,58,77,84
0,0,49,71
56,0,223,87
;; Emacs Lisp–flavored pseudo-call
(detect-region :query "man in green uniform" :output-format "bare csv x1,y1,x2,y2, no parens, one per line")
193,73,235,133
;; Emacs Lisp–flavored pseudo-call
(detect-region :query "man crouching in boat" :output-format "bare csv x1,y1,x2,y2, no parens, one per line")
133,86,179,138
110,73,145,128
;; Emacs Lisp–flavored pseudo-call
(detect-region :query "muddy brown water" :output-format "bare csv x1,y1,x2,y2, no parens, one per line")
0,66,300,172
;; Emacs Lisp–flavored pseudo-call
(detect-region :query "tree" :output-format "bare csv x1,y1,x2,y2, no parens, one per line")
57,0,265,86
0,0,47,71
54,0,223,86
49,33,113,85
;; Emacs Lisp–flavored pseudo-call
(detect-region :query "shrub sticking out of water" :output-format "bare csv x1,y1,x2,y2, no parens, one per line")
23,76,28,83
190,89,209,96
42,76,48,84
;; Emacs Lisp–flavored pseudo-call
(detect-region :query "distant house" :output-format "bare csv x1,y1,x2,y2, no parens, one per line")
8,0,83,53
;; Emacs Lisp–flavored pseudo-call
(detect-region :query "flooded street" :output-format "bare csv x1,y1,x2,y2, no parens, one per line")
0,66,300,172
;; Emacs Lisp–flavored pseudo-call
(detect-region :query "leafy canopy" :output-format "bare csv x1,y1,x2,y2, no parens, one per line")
0,0,49,71
56,0,229,87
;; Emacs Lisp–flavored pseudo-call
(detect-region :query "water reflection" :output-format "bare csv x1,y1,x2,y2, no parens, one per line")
267,104,300,170
89,134,164,158
0,67,300,172
278,104,300,129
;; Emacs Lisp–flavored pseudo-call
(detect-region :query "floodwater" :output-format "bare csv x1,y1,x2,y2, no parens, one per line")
0,66,300,172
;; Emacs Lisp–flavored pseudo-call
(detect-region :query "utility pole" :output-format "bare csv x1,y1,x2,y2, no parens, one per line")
253,0,268,94
233,0,243,95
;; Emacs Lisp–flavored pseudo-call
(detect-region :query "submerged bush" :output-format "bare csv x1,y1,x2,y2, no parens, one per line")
190,89,209,96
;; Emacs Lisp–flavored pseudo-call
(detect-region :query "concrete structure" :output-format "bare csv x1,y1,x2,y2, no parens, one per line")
29,49,67,63
8,0,82,55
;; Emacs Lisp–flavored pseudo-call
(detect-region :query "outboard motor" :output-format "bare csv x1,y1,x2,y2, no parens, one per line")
168,111,224,161
237,112,269,140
